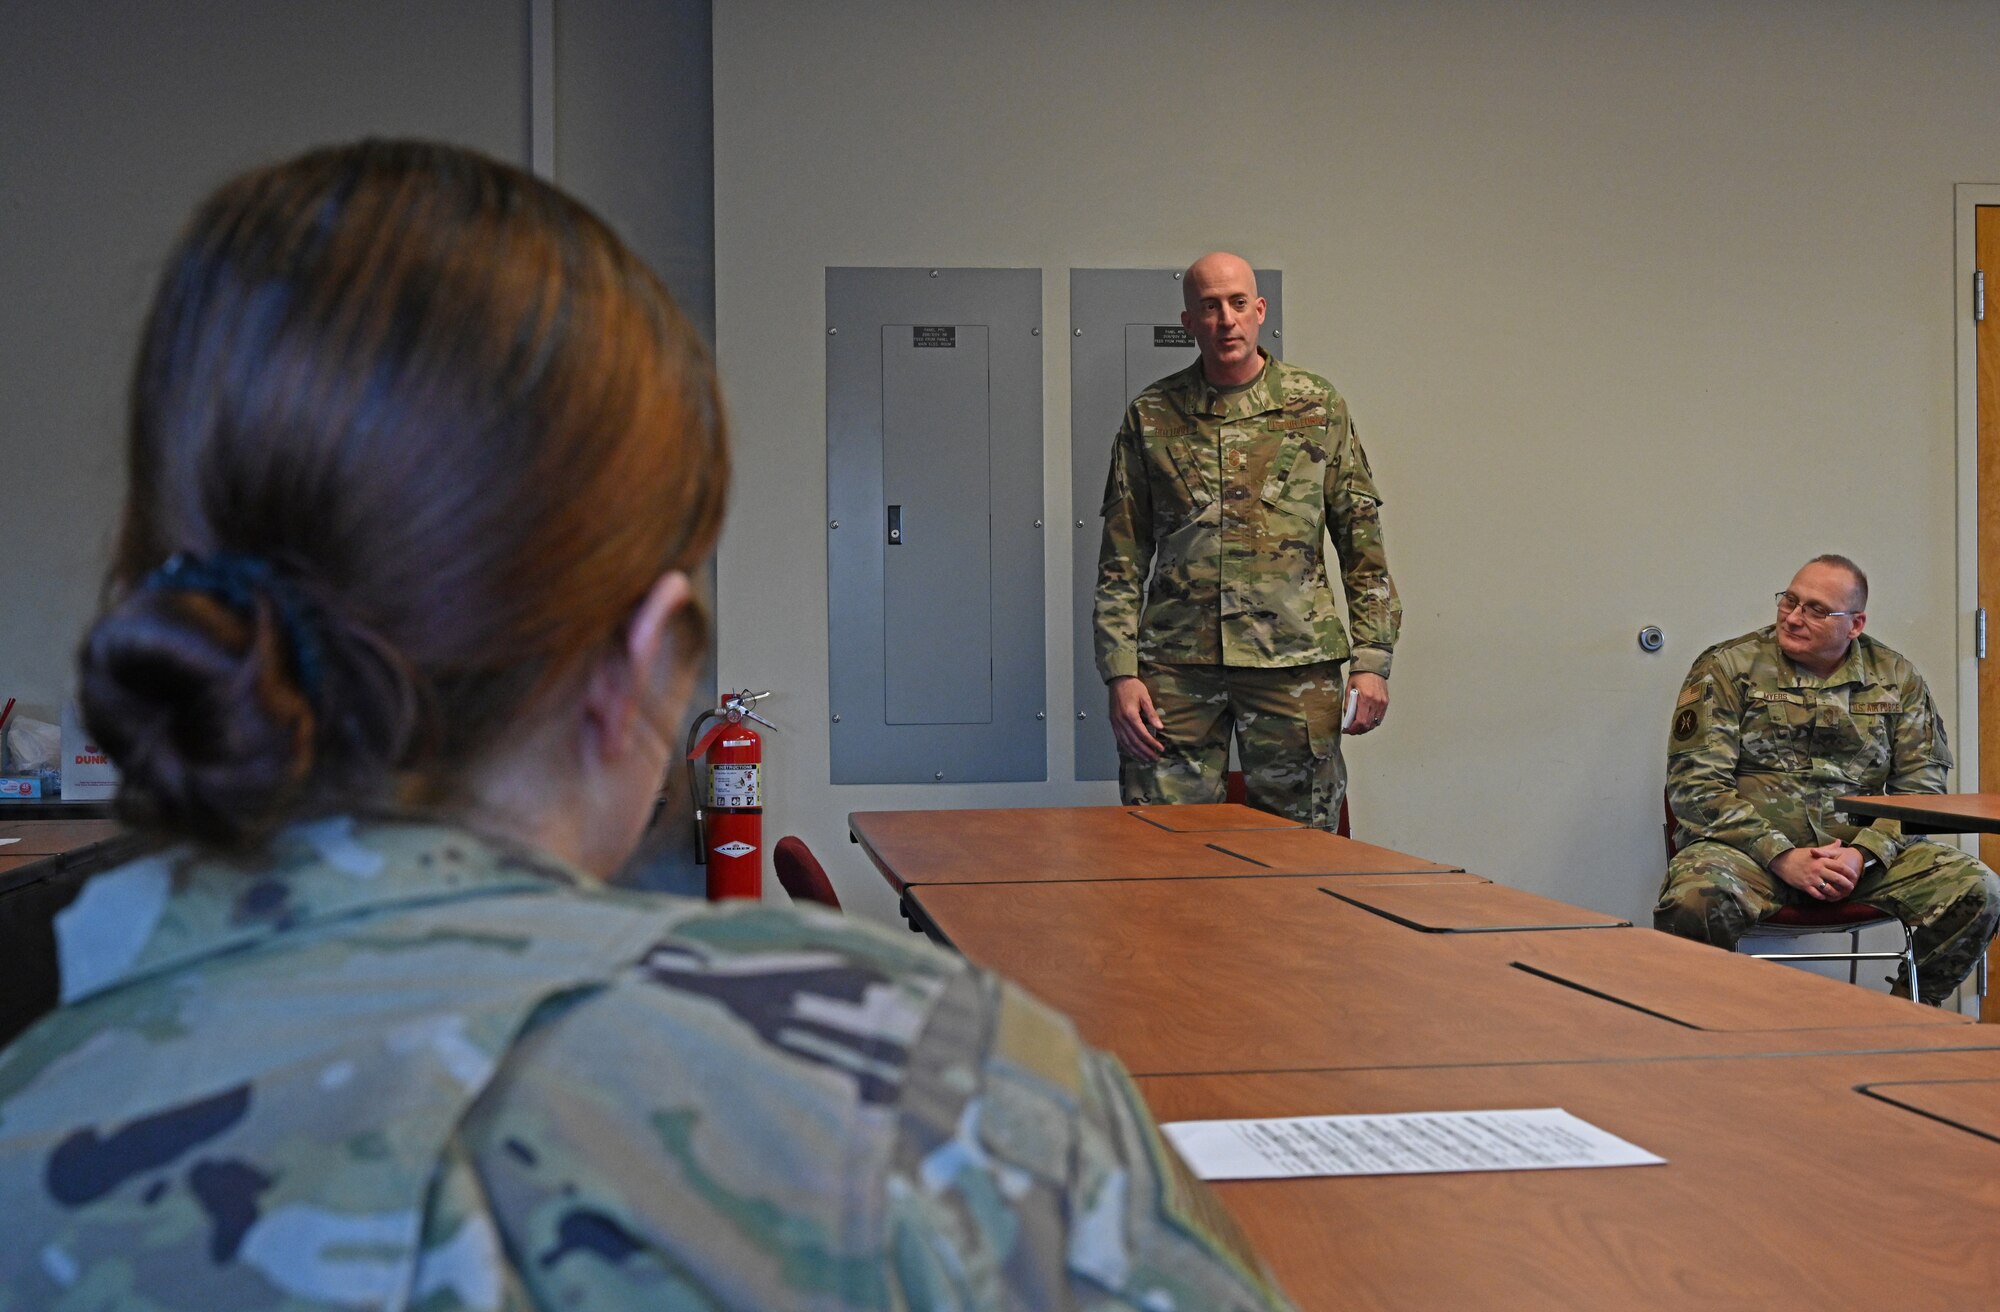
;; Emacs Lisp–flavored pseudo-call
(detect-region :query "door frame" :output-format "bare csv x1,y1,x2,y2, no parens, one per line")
1952,185,2000,799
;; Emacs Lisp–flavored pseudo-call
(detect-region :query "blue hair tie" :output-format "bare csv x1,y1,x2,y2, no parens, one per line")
143,552,327,698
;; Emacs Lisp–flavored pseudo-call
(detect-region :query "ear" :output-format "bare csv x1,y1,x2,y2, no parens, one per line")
1252,295,1267,323
581,571,696,763
627,570,695,691
1180,306,1195,331
1847,609,1867,641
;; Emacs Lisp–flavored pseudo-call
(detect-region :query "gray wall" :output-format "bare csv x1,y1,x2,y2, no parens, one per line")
0,1,527,723
551,0,715,891
555,0,714,343
0,2,714,889
712,0,2000,926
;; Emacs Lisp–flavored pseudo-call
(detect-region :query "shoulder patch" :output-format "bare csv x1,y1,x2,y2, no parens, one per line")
1670,690,1713,751
992,986,1085,1100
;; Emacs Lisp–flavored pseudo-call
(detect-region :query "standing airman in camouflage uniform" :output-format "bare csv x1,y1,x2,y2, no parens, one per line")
1094,253,1401,829
1657,555,2000,1003
0,817,1296,1309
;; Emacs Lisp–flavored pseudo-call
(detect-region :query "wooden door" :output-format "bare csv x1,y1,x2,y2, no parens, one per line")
1978,205,2000,1021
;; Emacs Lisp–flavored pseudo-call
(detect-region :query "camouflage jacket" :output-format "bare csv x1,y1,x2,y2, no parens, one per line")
0,817,1293,1311
1093,351,1400,681
1667,627,1952,870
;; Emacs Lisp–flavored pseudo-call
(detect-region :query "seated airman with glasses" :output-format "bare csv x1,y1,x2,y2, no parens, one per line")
1656,554,2000,1002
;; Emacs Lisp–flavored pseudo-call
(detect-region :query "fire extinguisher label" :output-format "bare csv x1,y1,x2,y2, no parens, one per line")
710,763,761,807
714,840,756,859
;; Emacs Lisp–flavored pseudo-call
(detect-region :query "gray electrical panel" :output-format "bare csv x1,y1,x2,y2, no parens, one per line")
1068,267,1283,781
827,268,1045,784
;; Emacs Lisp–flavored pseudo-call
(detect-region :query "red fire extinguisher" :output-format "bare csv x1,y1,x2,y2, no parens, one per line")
685,689,774,900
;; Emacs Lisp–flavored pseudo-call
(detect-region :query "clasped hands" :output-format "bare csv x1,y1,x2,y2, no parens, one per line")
1771,842,1865,902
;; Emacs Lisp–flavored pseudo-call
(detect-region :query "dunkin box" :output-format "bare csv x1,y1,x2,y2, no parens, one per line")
60,702,119,800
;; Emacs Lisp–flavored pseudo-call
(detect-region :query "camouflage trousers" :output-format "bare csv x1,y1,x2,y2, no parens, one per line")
1654,839,2000,1005
1118,660,1346,830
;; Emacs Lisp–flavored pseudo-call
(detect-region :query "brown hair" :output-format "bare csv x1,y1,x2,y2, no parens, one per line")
80,139,729,846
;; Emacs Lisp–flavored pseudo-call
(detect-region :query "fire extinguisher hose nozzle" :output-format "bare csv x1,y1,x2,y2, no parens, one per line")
683,708,728,865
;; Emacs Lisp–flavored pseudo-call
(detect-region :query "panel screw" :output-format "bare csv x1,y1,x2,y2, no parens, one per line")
1032,327,1040,336
1073,328,1082,336
1173,272,1182,279
1077,711,1088,719
933,771,944,780
1272,330,1281,338
1035,711,1046,720
929,269,939,278
829,520,840,529
828,327,837,335
1034,518,1043,528
1076,519,1084,527
831,713,842,723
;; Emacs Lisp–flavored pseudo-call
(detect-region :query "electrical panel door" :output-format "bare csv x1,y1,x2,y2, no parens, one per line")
827,268,1044,783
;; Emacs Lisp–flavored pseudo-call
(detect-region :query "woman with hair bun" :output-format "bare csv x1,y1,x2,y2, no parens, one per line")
0,141,1292,1311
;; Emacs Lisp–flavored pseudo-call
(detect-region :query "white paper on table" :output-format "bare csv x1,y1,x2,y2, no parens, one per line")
1162,1108,1664,1180
0,838,17,846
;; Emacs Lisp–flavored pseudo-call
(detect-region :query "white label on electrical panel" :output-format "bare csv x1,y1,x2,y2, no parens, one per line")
713,841,756,859
710,763,761,807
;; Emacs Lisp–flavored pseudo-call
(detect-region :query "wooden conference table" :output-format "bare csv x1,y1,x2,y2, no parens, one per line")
1841,791,2000,835
851,803,2000,1309
906,873,1977,1073
850,803,1460,891
0,818,125,888
1139,1048,2000,1310
0,817,134,1047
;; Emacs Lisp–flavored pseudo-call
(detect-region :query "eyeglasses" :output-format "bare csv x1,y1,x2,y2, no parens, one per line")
1775,591,1858,624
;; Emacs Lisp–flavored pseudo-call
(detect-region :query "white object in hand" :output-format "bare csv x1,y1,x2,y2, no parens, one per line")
1341,686,1360,731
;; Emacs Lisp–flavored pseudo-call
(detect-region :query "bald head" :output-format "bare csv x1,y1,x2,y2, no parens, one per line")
1179,251,1266,385
1182,252,1259,310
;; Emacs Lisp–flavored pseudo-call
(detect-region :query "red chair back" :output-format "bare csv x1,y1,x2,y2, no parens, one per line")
772,836,842,911
1766,900,1896,929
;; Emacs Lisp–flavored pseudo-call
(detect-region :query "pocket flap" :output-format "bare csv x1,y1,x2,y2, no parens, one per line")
1164,435,1212,507
1259,432,1328,508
